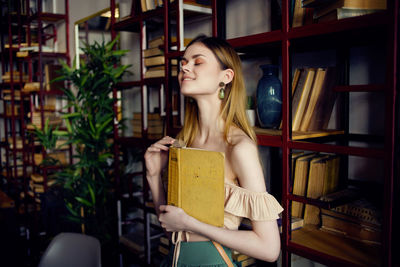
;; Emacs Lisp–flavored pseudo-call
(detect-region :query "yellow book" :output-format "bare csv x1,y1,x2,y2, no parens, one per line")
167,145,225,227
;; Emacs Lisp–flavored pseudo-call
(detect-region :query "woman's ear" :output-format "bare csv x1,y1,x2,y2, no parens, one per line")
222,68,234,84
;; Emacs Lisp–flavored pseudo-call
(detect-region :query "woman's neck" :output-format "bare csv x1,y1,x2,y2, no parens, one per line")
195,97,224,145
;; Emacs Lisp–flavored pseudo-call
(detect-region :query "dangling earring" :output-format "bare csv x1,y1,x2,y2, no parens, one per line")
218,82,225,99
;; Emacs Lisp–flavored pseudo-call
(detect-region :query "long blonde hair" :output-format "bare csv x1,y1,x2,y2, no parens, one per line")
177,36,256,146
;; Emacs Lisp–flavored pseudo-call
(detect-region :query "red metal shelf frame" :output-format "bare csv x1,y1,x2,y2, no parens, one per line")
108,1,397,266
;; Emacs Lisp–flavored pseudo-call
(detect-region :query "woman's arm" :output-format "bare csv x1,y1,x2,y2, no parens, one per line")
144,136,175,217
159,137,281,262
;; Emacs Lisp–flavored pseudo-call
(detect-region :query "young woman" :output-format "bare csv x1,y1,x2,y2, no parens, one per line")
144,35,283,266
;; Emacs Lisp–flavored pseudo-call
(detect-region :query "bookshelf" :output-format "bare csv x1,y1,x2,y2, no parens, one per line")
0,0,71,260
109,0,397,266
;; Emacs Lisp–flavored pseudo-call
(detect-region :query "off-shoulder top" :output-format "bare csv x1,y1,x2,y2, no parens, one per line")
224,182,283,229
170,181,284,267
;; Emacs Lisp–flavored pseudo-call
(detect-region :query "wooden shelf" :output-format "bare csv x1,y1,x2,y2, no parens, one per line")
254,128,344,140
290,225,381,267
29,13,67,23
288,11,388,40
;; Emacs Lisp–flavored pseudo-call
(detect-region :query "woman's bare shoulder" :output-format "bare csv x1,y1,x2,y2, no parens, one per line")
228,126,256,148
227,127,265,192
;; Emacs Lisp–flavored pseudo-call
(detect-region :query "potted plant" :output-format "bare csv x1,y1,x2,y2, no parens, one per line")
34,36,131,254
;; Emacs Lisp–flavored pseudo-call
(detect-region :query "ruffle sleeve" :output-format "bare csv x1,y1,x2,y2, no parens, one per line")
224,183,284,221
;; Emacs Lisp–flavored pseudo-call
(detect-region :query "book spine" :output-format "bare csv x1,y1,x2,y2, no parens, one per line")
167,147,180,207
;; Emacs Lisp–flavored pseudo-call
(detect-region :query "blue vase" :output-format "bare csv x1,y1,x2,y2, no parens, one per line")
256,64,282,128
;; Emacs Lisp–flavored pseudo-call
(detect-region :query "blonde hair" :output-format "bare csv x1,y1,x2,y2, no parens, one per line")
177,36,256,146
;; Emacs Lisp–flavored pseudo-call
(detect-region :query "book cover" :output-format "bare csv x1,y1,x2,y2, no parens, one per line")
307,67,338,131
167,146,225,227
299,68,327,131
291,153,317,218
314,0,387,19
292,68,316,131
320,208,381,244
303,154,339,225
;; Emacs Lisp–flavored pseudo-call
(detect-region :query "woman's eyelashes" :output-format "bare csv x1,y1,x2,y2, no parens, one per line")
180,58,204,67
194,58,204,65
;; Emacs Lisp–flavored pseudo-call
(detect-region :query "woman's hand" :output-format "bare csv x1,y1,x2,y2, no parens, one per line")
144,136,175,179
158,205,191,232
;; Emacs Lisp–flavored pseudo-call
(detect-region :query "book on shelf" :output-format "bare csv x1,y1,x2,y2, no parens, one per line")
303,154,340,225
28,111,63,129
159,236,170,246
16,51,29,57
158,244,169,255
234,257,257,267
145,65,178,78
22,82,41,93
278,216,305,233
293,0,306,27
313,0,387,19
5,103,20,116
317,7,383,22
299,68,326,131
292,67,316,131
144,55,178,67
132,112,164,138
291,153,317,218
232,250,251,262
320,198,382,244
19,45,54,52
34,151,68,166
148,35,193,49
31,173,44,183
0,190,15,209
45,64,64,91
1,71,29,83
167,144,225,227
144,46,164,58
306,67,337,131
29,179,56,194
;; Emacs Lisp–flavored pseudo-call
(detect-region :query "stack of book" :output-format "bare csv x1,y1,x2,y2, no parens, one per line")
144,36,179,79
319,191,382,245
301,0,387,23
232,251,257,267
28,111,63,129
29,174,56,194
132,112,164,139
22,82,41,93
3,137,26,149
2,89,22,101
139,0,210,13
157,236,170,257
5,103,20,116
291,152,340,224
1,71,29,83
45,64,64,91
34,151,68,166
290,67,338,132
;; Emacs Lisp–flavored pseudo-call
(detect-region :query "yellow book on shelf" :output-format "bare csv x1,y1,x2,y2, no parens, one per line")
167,145,225,227
292,68,316,131
299,68,326,132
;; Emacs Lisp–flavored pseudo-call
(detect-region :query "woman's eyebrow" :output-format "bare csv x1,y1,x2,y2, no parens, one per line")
181,54,206,61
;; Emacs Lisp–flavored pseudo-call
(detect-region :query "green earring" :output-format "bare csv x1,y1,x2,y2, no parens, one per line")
219,82,225,99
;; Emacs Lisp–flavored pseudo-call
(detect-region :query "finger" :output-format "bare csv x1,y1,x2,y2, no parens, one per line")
159,205,167,212
152,143,170,151
146,146,161,153
157,136,176,145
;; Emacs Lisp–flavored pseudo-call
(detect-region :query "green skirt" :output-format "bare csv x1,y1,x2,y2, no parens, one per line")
160,241,237,267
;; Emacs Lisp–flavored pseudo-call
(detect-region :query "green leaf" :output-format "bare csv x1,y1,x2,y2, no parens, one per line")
87,184,96,206
75,196,93,207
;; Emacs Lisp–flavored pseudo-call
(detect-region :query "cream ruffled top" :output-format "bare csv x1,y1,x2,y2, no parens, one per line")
224,182,284,229
170,181,284,267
